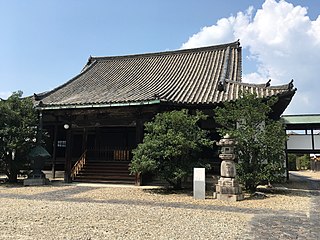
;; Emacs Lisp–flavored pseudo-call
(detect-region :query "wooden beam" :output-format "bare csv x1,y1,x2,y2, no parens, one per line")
64,127,72,183
135,118,144,145
82,127,88,153
51,123,58,179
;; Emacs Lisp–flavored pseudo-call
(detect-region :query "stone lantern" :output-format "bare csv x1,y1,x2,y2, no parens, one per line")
23,145,51,186
214,134,244,201
24,109,52,186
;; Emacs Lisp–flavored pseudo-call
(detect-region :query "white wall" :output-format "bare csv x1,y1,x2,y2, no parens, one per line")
287,134,320,150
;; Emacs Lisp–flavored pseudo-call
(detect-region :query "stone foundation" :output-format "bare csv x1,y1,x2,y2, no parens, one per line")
214,177,244,201
24,178,49,186
214,192,244,201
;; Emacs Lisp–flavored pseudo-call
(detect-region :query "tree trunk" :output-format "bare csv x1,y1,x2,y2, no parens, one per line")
168,178,182,189
7,155,18,183
8,166,18,183
175,179,182,189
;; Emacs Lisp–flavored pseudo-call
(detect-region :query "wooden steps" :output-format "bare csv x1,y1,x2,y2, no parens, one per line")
73,160,135,184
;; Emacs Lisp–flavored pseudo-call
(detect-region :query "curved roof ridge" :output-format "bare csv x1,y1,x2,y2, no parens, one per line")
90,40,240,62
226,79,294,90
34,59,98,101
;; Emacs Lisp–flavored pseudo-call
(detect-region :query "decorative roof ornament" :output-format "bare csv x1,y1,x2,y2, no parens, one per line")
265,79,271,87
218,80,226,92
34,93,40,101
288,79,294,90
153,93,160,100
87,55,93,65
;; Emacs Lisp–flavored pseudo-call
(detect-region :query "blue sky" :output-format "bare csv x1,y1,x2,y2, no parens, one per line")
0,0,319,114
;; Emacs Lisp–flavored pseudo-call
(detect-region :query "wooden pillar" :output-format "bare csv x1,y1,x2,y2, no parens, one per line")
135,118,144,145
64,125,72,183
311,129,315,151
82,127,88,153
284,127,289,181
51,123,58,179
285,141,289,181
135,117,144,186
38,110,43,143
95,127,100,160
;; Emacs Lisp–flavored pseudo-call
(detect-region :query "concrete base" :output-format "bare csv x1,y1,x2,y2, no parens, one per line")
23,178,49,186
214,192,244,201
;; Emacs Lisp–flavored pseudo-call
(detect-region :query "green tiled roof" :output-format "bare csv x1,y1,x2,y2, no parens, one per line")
282,115,320,125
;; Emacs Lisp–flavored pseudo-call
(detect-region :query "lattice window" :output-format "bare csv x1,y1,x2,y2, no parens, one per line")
57,140,66,148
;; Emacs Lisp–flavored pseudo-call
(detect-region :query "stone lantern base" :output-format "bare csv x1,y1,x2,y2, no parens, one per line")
213,177,244,201
23,171,49,186
23,177,48,186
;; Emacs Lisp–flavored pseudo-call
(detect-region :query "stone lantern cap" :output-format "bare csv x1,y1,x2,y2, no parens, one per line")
216,134,236,147
28,145,51,159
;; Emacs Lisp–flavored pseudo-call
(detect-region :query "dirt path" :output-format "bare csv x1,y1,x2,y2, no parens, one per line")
245,171,320,239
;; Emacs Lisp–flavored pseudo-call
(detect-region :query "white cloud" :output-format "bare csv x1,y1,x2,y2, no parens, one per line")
181,0,320,114
181,7,253,49
181,18,235,49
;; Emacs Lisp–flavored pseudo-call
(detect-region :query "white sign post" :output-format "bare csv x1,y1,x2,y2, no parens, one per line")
193,168,205,199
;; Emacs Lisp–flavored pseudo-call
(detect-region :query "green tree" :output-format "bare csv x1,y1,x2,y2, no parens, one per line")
0,91,38,182
287,153,297,170
297,154,310,170
130,109,213,189
214,92,287,192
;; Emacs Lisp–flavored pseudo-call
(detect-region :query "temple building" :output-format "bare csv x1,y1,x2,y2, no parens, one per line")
34,40,296,184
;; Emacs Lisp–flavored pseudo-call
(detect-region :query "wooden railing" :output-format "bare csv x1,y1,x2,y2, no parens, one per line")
87,148,132,161
71,150,87,180
113,149,130,160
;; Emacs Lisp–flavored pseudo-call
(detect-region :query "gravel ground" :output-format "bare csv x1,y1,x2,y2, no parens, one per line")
0,171,318,240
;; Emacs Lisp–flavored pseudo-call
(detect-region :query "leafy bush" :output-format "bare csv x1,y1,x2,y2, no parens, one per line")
297,154,310,170
130,109,213,189
287,153,297,170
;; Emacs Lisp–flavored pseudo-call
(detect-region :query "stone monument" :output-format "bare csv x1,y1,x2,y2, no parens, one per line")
193,168,205,199
213,134,244,201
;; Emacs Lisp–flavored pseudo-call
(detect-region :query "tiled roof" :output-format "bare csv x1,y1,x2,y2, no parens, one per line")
35,41,296,108
282,115,320,125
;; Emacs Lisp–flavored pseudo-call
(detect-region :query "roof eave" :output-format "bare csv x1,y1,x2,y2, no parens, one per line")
36,99,161,111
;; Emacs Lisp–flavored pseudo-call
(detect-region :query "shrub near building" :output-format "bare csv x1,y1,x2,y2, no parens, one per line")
130,109,213,189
